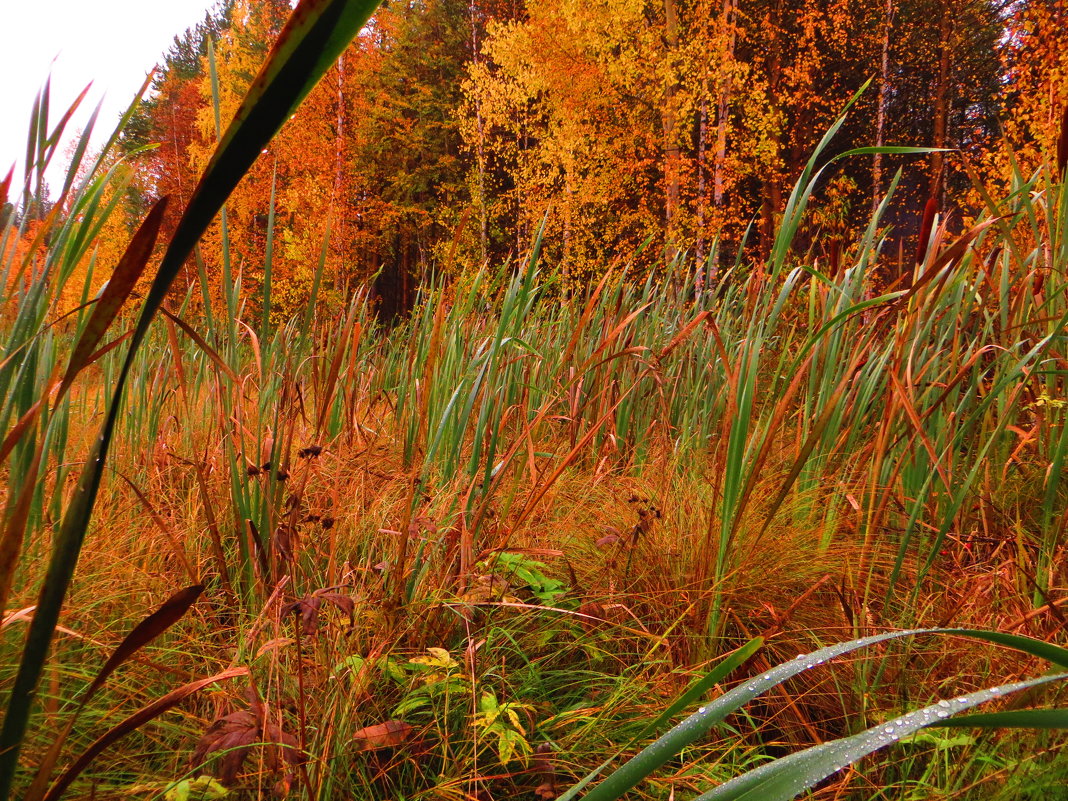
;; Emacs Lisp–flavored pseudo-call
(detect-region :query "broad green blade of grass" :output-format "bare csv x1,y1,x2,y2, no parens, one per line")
930,708,1068,729
569,628,1068,801
556,637,764,801
695,673,1068,801
0,1,382,796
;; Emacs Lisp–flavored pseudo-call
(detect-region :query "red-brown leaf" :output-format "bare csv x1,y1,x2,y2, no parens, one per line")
351,720,413,751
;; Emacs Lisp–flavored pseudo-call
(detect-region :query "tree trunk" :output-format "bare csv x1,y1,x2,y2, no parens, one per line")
872,0,893,210
712,0,736,211
662,0,681,254
759,2,783,259
469,0,490,266
929,0,953,202
695,96,709,283
707,0,738,282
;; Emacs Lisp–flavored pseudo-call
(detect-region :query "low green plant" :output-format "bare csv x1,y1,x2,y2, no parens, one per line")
474,689,537,765
477,551,570,606
394,647,469,717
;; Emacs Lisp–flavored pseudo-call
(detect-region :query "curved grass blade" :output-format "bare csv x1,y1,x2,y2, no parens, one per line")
40,667,249,801
24,585,204,801
556,637,763,801
695,673,1068,801
930,708,1068,729
570,628,1068,801
57,197,170,399
0,168,12,208
0,2,381,797
157,308,239,384
0,197,166,622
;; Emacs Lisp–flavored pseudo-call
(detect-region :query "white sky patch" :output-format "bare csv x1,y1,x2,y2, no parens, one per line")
0,0,220,199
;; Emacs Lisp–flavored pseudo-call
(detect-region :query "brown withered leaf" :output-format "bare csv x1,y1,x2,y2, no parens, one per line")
282,588,355,635
460,574,511,604
191,707,300,790
533,742,557,799
577,601,606,633
192,710,258,784
272,524,295,564
351,720,413,752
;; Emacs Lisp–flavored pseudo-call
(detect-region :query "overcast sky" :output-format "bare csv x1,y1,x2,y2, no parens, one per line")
0,0,220,194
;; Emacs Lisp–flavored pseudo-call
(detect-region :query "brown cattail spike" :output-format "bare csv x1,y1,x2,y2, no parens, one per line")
1057,103,1068,179
916,196,938,265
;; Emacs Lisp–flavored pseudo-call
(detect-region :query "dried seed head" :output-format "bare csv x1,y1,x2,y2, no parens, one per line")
1058,103,1068,178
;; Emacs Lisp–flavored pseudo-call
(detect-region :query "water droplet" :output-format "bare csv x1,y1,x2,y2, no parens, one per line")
883,725,895,734
698,706,706,714
990,687,1001,696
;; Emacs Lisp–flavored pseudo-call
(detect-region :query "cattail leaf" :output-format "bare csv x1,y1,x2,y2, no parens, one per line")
571,628,1068,801
0,167,12,208
0,371,59,468
915,196,939,264
24,585,204,801
555,637,766,801
40,667,249,801
930,708,1068,729
57,196,168,398
904,217,1001,300
637,637,764,743
140,0,381,344
0,432,46,619
83,585,204,704
157,308,238,384
694,673,1068,801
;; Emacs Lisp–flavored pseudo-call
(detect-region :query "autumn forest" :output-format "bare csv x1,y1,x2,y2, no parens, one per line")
103,0,1061,316
2,0,1068,799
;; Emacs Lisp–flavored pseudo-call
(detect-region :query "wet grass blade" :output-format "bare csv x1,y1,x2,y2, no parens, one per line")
556,637,764,801
696,673,1068,801
570,628,1068,801
931,708,1068,729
